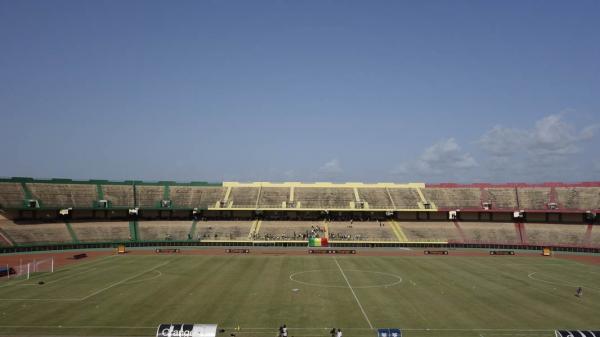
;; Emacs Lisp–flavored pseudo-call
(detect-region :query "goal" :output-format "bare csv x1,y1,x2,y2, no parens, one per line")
9,257,54,280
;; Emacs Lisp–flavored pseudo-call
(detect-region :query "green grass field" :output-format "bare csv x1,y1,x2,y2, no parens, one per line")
0,251,599,337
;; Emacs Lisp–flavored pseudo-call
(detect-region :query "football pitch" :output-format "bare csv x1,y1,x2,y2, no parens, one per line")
0,251,599,337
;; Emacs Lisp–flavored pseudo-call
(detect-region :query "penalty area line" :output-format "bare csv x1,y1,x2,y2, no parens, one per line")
79,260,171,301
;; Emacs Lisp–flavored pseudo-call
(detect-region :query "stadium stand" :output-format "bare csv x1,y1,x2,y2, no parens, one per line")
525,223,589,246
387,188,421,209
254,221,325,240
196,220,252,240
295,188,354,208
70,221,131,242
102,185,134,208
169,186,225,209
517,188,551,210
328,221,395,241
457,222,519,244
0,220,72,244
357,188,393,209
230,187,260,208
135,185,164,208
422,188,481,209
485,188,518,209
0,182,25,208
590,227,600,247
397,222,462,242
138,221,193,241
27,183,97,208
556,187,600,210
257,187,289,208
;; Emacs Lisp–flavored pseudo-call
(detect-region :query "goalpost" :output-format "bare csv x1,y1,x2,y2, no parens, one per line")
10,257,54,280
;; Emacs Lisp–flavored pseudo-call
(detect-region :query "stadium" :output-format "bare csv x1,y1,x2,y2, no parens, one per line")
2,1,600,337
0,178,599,337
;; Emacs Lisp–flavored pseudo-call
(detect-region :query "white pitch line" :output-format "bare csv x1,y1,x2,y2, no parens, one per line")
0,325,558,332
333,257,373,329
527,272,600,292
0,298,80,301
79,260,170,301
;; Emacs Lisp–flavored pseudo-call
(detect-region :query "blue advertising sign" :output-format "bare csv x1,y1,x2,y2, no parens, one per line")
377,328,402,337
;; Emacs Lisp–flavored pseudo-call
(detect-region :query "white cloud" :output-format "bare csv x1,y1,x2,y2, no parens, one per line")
477,113,599,181
318,159,343,175
391,113,599,182
479,114,598,159
392,138,477,178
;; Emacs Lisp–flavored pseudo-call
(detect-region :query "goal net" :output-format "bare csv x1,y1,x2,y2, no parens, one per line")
10,257,54,280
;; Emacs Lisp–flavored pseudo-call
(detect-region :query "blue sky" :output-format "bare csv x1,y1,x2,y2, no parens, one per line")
1,0,599,183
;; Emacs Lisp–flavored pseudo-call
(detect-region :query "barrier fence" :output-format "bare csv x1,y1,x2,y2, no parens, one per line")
1,240,599,254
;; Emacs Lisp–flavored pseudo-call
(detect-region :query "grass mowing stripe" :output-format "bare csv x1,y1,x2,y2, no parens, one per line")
0,255,117,289
333,257,373,329
79,260,171,300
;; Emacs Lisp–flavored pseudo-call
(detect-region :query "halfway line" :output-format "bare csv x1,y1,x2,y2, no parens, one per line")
333,257,373,329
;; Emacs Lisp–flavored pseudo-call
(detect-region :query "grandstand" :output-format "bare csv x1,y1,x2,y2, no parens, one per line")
357,188,394,209
387,188,422,209
453,221,519,244
556,186,600,210
257,187,289,208
69,221,131,242
169,185,225,209
398,221,463,242
0,220,72,244
517,187,551,210
329,221,395,241
195,220,252,240
294,187,355,209
255,220,325,240
0,178,599,252
422,187,481,209
485,188,518,209
137,220,194,241
101,184,134,208
524,223,589,246
230,187,260,208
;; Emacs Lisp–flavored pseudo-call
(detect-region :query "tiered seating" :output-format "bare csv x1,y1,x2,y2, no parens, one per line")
525,223,588,246
137,221,192,241
295,188,354,208
169,186,225,208
102,185,134,208
458,222,519,244
0,182,24,208
397,222,462,242
589,227,600,247
255,221,324,240
27,183,97,208
517,188,550,210
556,187,600,210
422,188,481,208
196,221,251,240
388,188,421,209
230,187,259,208
257,187,289,208
358,188,393,209
328,221,395,241
70,221,130,242
485,188,517,209
0,220,72,244
136,186,164,207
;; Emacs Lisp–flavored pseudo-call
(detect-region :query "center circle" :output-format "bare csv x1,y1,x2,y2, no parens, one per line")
289,269,402,289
